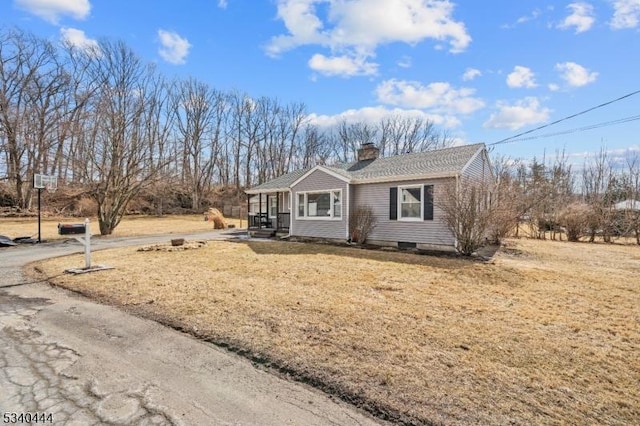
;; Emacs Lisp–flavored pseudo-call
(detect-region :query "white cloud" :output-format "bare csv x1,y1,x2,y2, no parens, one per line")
15,0,90,24
484,97,551,130
267,0,471,77
157,30,191,65
548,83,560,91
308,106,461,129
556,61,598,87
558,2,596,33
397,56,412,68
610,0,640,29
218,0,228,8
60,27,98,53
308,53,378,77
506,66,537,88
462,67,481,81
376,79,485,115
501,8,543,29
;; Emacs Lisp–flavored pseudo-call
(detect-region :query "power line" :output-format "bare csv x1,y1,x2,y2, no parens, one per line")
489,89,640,146
497,114,640,144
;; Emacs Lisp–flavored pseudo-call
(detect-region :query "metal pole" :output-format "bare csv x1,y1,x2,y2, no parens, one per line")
38,188,42,243
84,218,91,269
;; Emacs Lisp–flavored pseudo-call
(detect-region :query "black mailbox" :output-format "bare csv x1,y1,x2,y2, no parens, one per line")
58,223,86,235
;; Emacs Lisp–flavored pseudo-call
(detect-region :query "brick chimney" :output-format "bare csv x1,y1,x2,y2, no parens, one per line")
357,143,380,161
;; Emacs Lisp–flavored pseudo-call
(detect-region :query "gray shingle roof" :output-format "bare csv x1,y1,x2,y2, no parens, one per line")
246,143,484,193
245,168,309,193
329,143,484,182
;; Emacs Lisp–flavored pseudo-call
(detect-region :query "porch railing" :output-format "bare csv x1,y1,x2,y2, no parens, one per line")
249,212,290,231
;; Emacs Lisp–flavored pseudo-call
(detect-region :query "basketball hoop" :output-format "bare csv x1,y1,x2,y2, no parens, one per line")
33,174,58,243
34,174,57,193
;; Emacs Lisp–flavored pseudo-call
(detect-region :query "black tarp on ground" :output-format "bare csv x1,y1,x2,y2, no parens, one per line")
0,235,17,247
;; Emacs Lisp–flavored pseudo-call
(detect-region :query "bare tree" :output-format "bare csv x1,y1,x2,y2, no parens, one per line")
379,115,450,156
80,40,165,235
486,155,525,243
332,120,378,163
437,177,492,255
582,148,615,242
171,77,224,210
0,28,64,208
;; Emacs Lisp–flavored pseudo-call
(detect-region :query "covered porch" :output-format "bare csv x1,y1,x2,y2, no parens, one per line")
247,191,291,235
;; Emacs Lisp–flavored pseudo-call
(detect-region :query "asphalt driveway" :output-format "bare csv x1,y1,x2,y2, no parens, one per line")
0,232,383,425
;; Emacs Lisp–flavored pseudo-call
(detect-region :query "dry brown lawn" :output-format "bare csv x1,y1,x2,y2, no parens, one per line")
30,238,640,425
0,214,245,241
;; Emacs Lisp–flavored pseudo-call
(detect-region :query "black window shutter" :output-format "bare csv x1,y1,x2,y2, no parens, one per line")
424,185,434,220
389,187,397,220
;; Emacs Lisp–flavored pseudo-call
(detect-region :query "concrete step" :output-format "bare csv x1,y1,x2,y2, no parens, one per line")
252,229,276,238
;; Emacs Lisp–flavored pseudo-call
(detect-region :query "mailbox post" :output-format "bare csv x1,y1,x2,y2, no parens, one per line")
58,218,92,269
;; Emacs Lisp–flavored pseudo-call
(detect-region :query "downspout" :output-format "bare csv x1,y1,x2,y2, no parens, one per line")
276,191,280,231
288,190,293,237
454,173,460,251
258,193,263,230
246,193,250,230
345,183,350,241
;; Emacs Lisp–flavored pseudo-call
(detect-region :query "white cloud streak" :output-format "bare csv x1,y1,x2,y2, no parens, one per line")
15,0,90,24
558,2,596,33
610,0,640,29
308,106,461,129
308,53,378,77
484,97,551,130
267,0,471,77
556,61,598,87
506,66,537,88
462,68,481,81
375,79,485,116
60,27,99,53
157,29,191,65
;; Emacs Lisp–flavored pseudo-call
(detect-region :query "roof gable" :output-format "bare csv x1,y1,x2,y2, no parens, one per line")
290,165,351,188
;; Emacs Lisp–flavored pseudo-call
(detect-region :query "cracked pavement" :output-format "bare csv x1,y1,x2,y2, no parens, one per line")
0,232,383,425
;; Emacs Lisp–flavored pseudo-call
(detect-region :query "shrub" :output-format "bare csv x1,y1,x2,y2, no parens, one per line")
349,205,377,244
205,208,227,229
558,203,589,242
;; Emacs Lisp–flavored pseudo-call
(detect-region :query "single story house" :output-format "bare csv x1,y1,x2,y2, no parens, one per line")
614,199,640,211
245,143,492,252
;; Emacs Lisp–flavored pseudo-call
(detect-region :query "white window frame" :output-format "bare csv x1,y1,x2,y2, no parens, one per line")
398,184,423,222
295,189,343,221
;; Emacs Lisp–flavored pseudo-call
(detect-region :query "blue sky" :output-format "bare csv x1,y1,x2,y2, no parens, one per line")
2,0,639,169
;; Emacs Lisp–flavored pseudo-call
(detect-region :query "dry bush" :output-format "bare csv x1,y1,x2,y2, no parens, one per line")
558,203,590,242
0,181,16,207
348,205,377,244
74,196,98,217
437,179,492,255
204,207,227,229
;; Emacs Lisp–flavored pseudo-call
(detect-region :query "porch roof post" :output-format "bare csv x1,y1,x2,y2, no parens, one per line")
246,193,250,230
259,192,263,230
276,191,280,231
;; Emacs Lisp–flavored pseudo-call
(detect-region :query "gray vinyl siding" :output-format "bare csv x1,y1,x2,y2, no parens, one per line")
291,170,348,240
353,178,456,247
463,150,489,181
